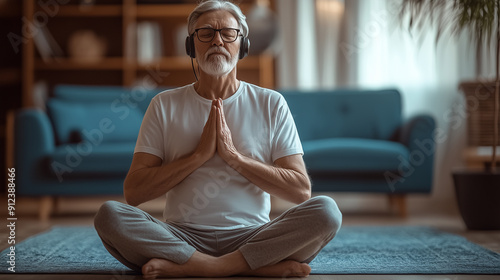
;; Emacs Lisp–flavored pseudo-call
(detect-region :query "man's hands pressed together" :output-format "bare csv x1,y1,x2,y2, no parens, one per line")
125,98,241,206
195,98,240,165
215,99,240,163
194,100,217,163
194,98,311,205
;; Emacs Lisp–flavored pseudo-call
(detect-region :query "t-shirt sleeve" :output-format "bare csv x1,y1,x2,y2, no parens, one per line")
134,97,164,160
271,96,303,162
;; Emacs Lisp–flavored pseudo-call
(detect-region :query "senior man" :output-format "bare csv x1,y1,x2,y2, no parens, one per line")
94,0,342,279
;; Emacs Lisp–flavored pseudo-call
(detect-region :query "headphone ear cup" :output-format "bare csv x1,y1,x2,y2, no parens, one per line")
239,37,249,59
185,35,196,58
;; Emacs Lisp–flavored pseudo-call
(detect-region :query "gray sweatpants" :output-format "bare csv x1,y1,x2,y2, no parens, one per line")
94,195,342,272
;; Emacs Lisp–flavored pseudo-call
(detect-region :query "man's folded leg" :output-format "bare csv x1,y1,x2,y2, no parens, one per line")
237,195,342,270
94,201,197,271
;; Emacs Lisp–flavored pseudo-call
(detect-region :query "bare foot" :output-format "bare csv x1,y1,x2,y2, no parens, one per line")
141,254,228,279
142,258,185,279
141,251,309,279
241,260,311,278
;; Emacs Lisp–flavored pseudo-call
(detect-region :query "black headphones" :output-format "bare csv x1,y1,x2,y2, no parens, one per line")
185,33,250,60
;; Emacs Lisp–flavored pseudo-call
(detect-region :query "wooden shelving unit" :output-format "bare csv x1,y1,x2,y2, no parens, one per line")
21,0,275,107
0,1,21,17
1,0,23,191
54,5,123,17
136,4,197,18
0,68,21,86
135,3,252,18
35,57,125,70
463,146,500,169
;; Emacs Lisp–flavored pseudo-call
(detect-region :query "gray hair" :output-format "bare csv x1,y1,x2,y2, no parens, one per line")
187,0,249,37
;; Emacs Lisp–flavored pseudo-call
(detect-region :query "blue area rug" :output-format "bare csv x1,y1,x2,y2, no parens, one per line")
1,225,500,274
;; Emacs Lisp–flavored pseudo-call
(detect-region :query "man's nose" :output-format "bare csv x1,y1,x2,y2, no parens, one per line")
211,30,224,46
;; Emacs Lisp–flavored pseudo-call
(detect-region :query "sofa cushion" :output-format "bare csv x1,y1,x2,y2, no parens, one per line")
50,142,135,175
47,99,144,144
302,138,409,173
282,90,402,142
54,84,163,114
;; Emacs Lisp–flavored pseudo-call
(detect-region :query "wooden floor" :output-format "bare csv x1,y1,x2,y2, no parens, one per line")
1,203,499,280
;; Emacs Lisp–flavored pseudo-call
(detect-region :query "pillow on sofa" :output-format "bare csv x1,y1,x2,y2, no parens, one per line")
47,99,144,145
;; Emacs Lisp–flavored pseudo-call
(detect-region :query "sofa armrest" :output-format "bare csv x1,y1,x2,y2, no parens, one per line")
400,114,436,153
15,109,55,187
392,114,436,192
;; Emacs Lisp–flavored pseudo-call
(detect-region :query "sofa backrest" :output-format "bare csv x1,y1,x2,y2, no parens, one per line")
47,85,161,145
281,89,402,141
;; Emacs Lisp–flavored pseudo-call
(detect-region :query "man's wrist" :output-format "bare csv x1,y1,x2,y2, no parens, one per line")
191,150,210,166
225,151,244,172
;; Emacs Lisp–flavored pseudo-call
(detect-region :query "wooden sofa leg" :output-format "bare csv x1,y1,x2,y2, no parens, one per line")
388,194,407,218
39,196,53,221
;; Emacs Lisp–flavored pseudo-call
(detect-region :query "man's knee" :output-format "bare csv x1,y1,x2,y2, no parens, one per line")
306,196,342,236
94,200,124,234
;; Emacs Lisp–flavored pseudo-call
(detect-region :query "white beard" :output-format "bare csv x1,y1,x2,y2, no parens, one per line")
197,48,238,77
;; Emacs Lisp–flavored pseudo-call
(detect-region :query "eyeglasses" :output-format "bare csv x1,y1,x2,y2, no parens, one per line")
193,27,241,43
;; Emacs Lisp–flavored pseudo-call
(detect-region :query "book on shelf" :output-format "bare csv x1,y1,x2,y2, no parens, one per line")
33,25,63,62
137,21,163,64
126,22,137,62
175,24,188,56
33,80,48,111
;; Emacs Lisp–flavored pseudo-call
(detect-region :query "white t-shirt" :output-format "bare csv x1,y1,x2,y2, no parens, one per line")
134,81,303,230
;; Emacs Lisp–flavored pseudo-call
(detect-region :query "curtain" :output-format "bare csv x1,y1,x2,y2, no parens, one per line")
276,0,344,89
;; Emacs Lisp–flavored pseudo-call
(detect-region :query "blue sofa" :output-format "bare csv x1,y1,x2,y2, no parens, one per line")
15,85,435,219
281,89,436,215
15,85,159,219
